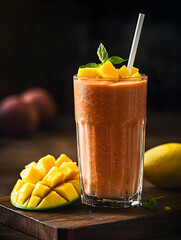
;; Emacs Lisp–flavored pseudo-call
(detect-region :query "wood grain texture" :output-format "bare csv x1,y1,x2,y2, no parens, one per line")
0,182,181,240
0,224,38,240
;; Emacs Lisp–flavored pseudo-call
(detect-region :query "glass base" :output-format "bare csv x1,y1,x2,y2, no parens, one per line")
81,191,142,208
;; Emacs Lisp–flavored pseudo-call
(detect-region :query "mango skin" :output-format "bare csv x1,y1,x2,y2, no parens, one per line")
10,195,79,211
144,143,181,188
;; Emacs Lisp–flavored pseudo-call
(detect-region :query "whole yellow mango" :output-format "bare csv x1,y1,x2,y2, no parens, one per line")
144,143,181,188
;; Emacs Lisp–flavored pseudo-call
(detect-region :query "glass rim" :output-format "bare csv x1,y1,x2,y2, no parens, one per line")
73,73,148,82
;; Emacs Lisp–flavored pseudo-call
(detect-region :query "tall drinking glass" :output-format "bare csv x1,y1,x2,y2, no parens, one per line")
73,75,148,207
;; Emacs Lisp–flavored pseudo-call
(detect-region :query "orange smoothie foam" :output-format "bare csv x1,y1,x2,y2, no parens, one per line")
74,77,148,199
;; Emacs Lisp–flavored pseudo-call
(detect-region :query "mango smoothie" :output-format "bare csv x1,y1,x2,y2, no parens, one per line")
74,43,148,207
74,77,147,204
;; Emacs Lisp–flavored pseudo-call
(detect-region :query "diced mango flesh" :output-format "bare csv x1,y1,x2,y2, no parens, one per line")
11,154,80,210
132,72,141,79
59,162,79,181
78,63,141,81
118,65,130,78
118,65,140,79
11,179,25,202
41,167,65,188
16,183,35,205
68,179,81,195
54,183,79,202
11,191,19,203
36,199,49,209
78,68,97,78
44,191,67,207
97,61,119,80
20,167,43,184
28,195,41,208
12,179,25,192
32,182,50,198
22,198,29,207
56,154,72,167
131,67,139,75
36,154,55,176
25,161,37,168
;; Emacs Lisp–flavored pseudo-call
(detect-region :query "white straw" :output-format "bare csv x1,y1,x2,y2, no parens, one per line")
127,13,145,73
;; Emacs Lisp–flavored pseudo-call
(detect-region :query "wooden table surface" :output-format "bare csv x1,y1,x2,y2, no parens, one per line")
0,114,181,239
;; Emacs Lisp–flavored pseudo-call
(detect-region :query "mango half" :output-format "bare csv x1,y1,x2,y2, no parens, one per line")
10,154,80,210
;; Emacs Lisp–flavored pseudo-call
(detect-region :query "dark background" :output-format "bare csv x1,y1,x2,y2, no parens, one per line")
0,2,181,238
0,0,181,117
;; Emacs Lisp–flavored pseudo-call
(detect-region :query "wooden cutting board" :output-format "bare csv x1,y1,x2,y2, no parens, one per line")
0,182,181,240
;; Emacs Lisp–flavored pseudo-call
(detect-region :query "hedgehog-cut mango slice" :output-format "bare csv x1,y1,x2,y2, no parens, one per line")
10,154,80,210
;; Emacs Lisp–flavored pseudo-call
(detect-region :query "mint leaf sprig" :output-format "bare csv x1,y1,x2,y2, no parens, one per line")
97,43,109,63
79,43,127,69
79,62,99,69
109,56,126,65
142,195,157,210
97,43,126,65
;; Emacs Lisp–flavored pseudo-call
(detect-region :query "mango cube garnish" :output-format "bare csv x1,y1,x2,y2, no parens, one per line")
131,67,139,75
132,72,141,79
10,154,80,210
77,62,141,81
78,68,97,78
118,65,141,79
77,43,142,81
97,61,119,80
118,65,130,78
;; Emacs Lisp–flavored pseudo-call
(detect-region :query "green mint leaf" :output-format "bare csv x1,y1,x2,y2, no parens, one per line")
79,43,126,70
79,62,98,68
97,43,109,63
109,56,127,65
142,195,157,210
